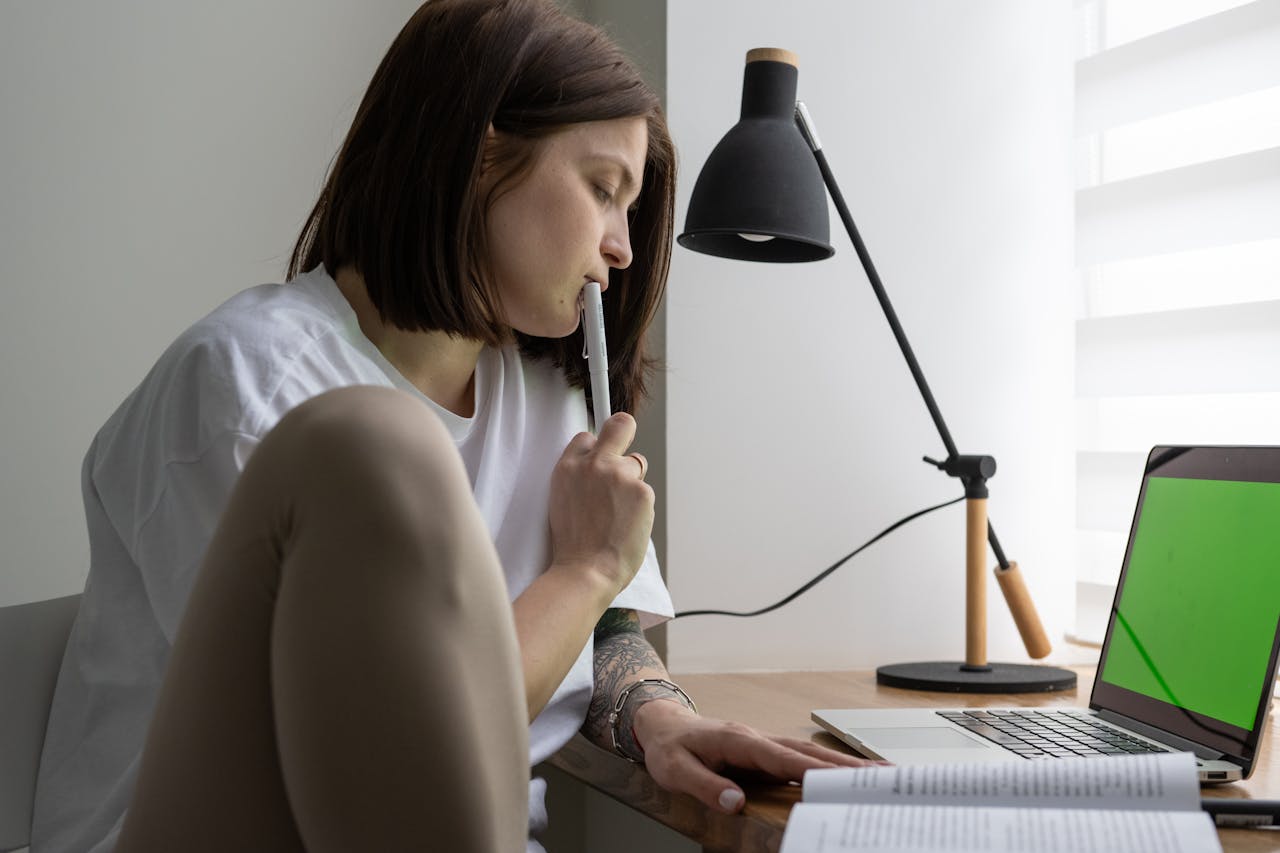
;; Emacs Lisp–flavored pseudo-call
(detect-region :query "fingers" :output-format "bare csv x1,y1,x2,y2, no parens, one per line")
657,733,815,814
721,732,843,783
568,416,646,480
593,411,637,456
564,429,596,456
772,736,887,767
548,410,653,591
646,722,889,816
657,748,748,815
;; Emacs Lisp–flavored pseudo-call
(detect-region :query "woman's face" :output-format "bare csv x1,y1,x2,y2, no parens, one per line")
483,116,648,339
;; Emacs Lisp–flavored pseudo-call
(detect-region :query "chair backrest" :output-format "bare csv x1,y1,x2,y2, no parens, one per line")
0,594,82,852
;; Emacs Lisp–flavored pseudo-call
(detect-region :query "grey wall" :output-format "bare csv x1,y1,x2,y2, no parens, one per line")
0,0,423,605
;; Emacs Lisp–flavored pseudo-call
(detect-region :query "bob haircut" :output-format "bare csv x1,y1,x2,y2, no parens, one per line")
288,0,675,415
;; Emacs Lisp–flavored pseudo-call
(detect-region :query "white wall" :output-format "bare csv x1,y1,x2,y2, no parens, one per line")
0,1,420,606
665,0,1077,673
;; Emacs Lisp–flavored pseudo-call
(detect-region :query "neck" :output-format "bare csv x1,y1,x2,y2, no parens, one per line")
334,266,485,417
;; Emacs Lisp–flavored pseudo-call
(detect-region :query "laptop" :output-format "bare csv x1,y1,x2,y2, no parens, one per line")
813,445,1280,784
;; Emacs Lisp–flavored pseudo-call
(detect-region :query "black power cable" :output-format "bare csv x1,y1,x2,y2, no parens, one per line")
673,495,966,620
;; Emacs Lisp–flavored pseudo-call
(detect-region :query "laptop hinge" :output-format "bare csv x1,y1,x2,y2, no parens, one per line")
1094,708,1226,760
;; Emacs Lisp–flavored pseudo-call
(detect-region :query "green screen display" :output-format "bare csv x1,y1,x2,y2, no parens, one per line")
1100,476,1280,730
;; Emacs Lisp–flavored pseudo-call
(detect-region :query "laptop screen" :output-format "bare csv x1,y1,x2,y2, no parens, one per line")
1092,446,1280,761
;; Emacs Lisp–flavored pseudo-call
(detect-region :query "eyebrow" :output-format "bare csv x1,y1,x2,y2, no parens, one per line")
586,154,640,198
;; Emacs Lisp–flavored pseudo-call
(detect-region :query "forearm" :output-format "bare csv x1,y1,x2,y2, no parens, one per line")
512,563,617,721
582,609,690,758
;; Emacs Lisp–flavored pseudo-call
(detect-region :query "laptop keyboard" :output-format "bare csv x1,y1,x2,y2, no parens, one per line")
937,709,1173,759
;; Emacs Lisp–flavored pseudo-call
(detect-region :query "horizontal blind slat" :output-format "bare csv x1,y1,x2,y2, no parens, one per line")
1077,393,1280,452
1076,0,1280,134
1077,299,1280,397
1075,146,1280,266
1081,237,1280,318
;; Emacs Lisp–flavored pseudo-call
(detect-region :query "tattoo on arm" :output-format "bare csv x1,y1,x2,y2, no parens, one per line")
582,608,669,752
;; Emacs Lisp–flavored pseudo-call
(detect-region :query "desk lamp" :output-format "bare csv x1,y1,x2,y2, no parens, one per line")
678,48,1075,693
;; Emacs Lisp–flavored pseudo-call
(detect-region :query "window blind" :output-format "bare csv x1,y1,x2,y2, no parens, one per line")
1072,0,1280,642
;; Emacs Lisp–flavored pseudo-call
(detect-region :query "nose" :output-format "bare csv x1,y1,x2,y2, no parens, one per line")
601,212,633,271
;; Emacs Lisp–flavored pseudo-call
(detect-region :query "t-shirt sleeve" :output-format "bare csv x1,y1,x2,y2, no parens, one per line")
608,539,672,629
130,430,260,642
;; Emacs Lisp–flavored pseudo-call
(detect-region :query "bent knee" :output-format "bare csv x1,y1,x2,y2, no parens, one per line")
281,386,452,453
257,386,467,500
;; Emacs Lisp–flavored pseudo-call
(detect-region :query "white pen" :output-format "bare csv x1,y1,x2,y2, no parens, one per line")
581,281,611,433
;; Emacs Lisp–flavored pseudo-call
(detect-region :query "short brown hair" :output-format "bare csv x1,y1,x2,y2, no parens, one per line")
288,0,674,415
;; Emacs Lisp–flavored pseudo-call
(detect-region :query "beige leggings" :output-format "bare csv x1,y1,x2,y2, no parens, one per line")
116,386,529,853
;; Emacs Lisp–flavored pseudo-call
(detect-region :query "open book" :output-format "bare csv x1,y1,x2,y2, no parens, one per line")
780,752,1221,853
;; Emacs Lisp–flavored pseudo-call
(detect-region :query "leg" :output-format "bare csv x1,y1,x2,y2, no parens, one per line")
117,386,528,853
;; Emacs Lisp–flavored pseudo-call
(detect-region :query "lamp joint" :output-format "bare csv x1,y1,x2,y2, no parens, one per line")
794,101,822,152
923,454,997,499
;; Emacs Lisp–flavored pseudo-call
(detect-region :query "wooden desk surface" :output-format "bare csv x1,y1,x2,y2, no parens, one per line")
548,668,1280,852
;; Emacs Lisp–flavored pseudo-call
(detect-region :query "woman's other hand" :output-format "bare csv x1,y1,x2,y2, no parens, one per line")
632,700,886,814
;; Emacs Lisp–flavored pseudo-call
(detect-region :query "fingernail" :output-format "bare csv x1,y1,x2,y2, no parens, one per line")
718,788,744,812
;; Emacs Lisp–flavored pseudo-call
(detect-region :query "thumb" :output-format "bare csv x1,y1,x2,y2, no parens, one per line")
593,411,637,456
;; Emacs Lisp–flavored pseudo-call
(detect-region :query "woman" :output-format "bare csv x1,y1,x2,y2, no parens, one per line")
33,1,872,851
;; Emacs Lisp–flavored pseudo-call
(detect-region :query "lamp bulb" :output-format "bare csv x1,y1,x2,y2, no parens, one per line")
737,233,776,243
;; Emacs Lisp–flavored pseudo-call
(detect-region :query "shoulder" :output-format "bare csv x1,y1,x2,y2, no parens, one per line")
189,269,349,364
168,276,353,417
95,270,373,465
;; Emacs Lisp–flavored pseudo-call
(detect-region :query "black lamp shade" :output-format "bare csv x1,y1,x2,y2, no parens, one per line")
678,55,833,263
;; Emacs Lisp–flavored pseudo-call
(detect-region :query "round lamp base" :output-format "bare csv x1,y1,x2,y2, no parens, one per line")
876,661,1077,694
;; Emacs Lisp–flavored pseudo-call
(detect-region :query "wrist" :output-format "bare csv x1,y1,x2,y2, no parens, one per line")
545,559,620,611
609,678,698,763
632,693,697,740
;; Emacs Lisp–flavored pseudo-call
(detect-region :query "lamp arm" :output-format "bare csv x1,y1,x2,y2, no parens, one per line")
794,104,1015,572
804,129,1053,659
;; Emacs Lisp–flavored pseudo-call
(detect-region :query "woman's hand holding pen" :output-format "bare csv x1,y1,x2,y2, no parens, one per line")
513,412,652,719
548,411,653,603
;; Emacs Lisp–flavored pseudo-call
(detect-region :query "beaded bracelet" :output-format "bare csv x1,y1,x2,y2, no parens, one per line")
608,678,698,764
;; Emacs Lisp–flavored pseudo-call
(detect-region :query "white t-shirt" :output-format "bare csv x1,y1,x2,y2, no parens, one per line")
32,266,672,853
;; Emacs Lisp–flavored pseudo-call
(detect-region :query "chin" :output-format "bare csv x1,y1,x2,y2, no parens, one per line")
511,315,581,340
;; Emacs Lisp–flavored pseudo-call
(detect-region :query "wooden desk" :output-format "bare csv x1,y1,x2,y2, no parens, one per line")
549,668,1280,852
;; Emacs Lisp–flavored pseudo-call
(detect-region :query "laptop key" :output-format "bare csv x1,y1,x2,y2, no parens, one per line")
988,735,1024,745
936,709,1179,760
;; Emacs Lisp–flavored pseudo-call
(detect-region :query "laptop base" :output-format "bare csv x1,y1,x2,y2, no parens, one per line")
877,661,1078,694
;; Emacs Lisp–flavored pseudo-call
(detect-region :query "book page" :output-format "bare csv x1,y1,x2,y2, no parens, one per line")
779,803,1222,853
802,752,1199,811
